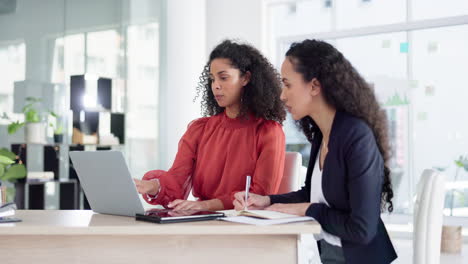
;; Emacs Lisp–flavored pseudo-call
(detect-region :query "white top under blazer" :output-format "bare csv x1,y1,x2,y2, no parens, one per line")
310,146,342,247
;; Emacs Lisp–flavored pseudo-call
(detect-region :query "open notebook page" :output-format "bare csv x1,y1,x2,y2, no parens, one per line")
217,210,315,225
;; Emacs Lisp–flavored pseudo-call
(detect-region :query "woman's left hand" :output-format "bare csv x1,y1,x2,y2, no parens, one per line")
265,203,311,216
167,199,207,211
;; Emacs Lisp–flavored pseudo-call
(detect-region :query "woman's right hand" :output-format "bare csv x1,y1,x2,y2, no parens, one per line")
233,191,271,211
133,178,160,196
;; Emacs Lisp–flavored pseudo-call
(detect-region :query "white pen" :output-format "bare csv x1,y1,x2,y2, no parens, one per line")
244,175,251,211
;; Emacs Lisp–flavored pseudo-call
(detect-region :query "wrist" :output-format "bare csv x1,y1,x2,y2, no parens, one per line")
200,200,211,210
148,179,160,196
202,199,223,211
265,196,271,207
302,203,312,216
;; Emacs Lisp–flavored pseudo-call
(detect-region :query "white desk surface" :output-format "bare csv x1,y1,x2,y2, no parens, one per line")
0,210,321,235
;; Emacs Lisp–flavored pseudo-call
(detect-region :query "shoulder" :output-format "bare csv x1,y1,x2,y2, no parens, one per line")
335,111,373,141
186,117,210,132
255,119,285,147
257,119,284,136
181,116,213,143
333,112,380,159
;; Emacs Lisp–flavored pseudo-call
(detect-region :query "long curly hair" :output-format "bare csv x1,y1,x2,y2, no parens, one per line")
195,39,286,124
286,39,394,212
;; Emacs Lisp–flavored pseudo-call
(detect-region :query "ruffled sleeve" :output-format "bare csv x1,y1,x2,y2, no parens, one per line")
141,117,208,207
250,121,285,195
217,121,286,209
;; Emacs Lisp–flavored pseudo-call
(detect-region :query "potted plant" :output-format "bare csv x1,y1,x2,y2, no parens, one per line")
441,155,468,254
54,125,63,143
47,112,64,144
2,97,55,144
0,148,27,203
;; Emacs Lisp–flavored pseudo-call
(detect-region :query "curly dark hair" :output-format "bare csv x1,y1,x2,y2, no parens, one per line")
195,39,286,124
286,39,394,213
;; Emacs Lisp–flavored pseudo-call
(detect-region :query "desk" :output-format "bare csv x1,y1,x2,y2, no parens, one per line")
0,210,320,264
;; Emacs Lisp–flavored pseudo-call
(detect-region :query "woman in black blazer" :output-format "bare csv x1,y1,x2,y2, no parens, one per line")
233,39,397,264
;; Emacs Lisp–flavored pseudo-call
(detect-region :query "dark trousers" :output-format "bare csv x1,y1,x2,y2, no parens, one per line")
318,239,346,264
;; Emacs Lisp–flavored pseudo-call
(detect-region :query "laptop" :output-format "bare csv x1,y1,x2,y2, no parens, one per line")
69,151,146,217
69,151,225,222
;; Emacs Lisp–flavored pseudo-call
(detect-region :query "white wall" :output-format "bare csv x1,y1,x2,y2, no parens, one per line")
206,0,264,53
157,0,206,169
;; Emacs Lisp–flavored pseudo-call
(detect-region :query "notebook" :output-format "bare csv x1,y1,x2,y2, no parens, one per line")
232,209,300,219
219,209,314,225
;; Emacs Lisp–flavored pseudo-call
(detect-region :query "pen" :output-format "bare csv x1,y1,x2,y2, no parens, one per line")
244,175,251,211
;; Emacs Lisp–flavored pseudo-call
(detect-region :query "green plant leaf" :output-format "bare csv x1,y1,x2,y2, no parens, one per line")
21,97,45,123
3,164,27,181
22,102,34,113
54,124,64,134
25,109,40,123
0,166,6,181
0,148,16,160
5,187,15,203
7,121,25,134
0,155,15,165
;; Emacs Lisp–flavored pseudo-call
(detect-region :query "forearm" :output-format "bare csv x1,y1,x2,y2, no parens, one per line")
201,199,224,211
148,179,160,196
269,187,309,204
306,203,379,244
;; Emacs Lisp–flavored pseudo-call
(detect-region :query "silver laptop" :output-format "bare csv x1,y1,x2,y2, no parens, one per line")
69,151,145,217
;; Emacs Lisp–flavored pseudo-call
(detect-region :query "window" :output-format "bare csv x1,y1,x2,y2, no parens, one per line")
411,25,468,216
51,34,85,84
267,0,332,66
267,0,468,217
87,30,121,78
335,33,410,213
0,42,25,114
126,23,160,178
412,0,468,21
336,0,406,30
50,23,160,180
52,30,121,83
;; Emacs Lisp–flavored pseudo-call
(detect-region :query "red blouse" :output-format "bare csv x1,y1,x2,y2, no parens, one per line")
142,111,285,209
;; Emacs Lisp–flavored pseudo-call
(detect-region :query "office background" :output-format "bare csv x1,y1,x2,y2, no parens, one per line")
0,0,467,262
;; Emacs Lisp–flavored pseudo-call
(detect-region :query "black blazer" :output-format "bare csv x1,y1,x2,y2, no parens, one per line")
270,111,397,264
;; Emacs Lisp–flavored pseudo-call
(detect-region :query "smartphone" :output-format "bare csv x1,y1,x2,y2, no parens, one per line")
0,217,22,223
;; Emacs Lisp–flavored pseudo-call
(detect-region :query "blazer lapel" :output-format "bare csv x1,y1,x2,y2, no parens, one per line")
320,111,340,203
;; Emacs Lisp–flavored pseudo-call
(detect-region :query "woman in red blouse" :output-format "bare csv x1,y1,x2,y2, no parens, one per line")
134,40,286,211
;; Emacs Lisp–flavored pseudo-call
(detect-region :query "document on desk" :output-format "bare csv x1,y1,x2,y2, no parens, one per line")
218,210,314,226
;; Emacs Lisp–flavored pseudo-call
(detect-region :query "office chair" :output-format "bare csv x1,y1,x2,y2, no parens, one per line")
277,152,303,194
413,169,446,264
188,152,303,200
